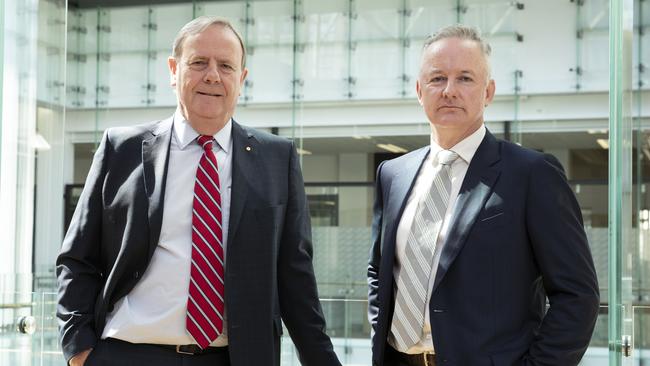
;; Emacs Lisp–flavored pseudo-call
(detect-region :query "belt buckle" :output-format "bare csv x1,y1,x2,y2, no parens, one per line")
176,345,196,355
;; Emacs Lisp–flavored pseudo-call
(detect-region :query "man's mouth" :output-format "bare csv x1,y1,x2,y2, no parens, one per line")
197,91,222,97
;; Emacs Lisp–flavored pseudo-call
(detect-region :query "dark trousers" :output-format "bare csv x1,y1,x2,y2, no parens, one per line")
85,338,230,366
384,344,436,366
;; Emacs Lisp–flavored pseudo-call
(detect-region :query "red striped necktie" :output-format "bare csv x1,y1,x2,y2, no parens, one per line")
186,135,225,348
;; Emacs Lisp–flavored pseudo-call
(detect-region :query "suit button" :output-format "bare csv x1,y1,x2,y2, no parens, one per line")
133,271,140,279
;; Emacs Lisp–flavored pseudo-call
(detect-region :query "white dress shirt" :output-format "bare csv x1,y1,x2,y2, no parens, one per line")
391,125,486,354
102,109,232,346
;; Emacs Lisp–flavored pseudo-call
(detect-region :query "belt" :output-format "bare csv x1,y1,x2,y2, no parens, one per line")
152,344,228,356
403,351,435,366
387,345,436,366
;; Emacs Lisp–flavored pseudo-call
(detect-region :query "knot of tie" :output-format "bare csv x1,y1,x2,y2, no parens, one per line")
438,150,459,166
197,135,214,151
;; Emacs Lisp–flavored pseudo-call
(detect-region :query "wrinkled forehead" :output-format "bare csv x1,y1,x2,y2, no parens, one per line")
182,25,244,61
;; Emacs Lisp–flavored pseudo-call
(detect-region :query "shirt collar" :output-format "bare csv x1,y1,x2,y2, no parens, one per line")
429,124,486,165
173,108,233,153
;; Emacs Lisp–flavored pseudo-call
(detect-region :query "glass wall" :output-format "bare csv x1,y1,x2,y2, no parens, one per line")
0,0,67,364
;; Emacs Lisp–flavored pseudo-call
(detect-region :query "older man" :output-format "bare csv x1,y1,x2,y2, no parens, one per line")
57,16,340,366
368,25,599,366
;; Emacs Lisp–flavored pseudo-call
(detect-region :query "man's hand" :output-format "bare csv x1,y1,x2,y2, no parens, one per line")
69,348,93,366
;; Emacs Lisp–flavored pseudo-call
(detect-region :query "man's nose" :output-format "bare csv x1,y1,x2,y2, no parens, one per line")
203,61,221,83
442,80,457,98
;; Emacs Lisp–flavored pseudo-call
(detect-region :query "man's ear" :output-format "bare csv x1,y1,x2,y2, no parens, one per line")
168,56,178,87
416,79,423,106
484,79,496,106
240,67,248,86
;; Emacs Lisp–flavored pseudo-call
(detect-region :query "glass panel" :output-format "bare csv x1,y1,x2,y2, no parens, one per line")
353,0,401,100
92,8,111,144
633,306,650,364
36,292,61,365
463,0,518,35
633,0,650,360
0,292,37,366
150,4,193,107
281,299,370,366
106,52,150,108
407,0,456,38
608,0,635,363
305,185,373,300
2,0,65,294
102,7,149,108
245,0,294,103
67,9,90,108
636,1,650,92
0,0,3,161
300,0,349,102
1,0,37,280
0,291,61,366
580,306,609,365
33,0,67,285
580,30,609,91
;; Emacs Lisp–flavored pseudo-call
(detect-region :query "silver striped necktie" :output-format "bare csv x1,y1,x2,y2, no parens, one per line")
390,149,459,351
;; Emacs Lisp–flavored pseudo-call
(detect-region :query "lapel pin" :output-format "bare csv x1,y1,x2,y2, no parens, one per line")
245,146,252,152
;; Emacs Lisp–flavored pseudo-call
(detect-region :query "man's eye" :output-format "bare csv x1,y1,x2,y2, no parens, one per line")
431,77,445,83
188,61,207,69
460,76,473,82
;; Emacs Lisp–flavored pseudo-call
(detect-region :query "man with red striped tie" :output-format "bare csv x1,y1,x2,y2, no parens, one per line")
57,15,341,366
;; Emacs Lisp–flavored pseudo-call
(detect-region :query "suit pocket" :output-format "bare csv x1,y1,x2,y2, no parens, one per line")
473,210,507,231
480,211,505,222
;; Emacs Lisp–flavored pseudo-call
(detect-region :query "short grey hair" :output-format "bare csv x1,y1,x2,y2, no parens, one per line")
423,24,491,57
172,15,246,67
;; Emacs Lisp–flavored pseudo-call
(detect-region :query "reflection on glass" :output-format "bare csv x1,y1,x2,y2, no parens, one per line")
306,186,373,303
0,291,60,366
633,306,650,362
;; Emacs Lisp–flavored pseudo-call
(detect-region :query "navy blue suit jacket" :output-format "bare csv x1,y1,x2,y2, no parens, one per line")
57,116,340,366
368,131,599,366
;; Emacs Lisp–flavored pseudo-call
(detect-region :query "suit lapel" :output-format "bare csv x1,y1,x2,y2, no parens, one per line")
227,120,258,249
142,116,174,258
382,147,430,263
432,131,501,293
377,147,430,327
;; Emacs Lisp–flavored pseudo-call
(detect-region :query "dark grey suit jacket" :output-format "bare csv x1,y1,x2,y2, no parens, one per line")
57,116,340,366
368,131,599,366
